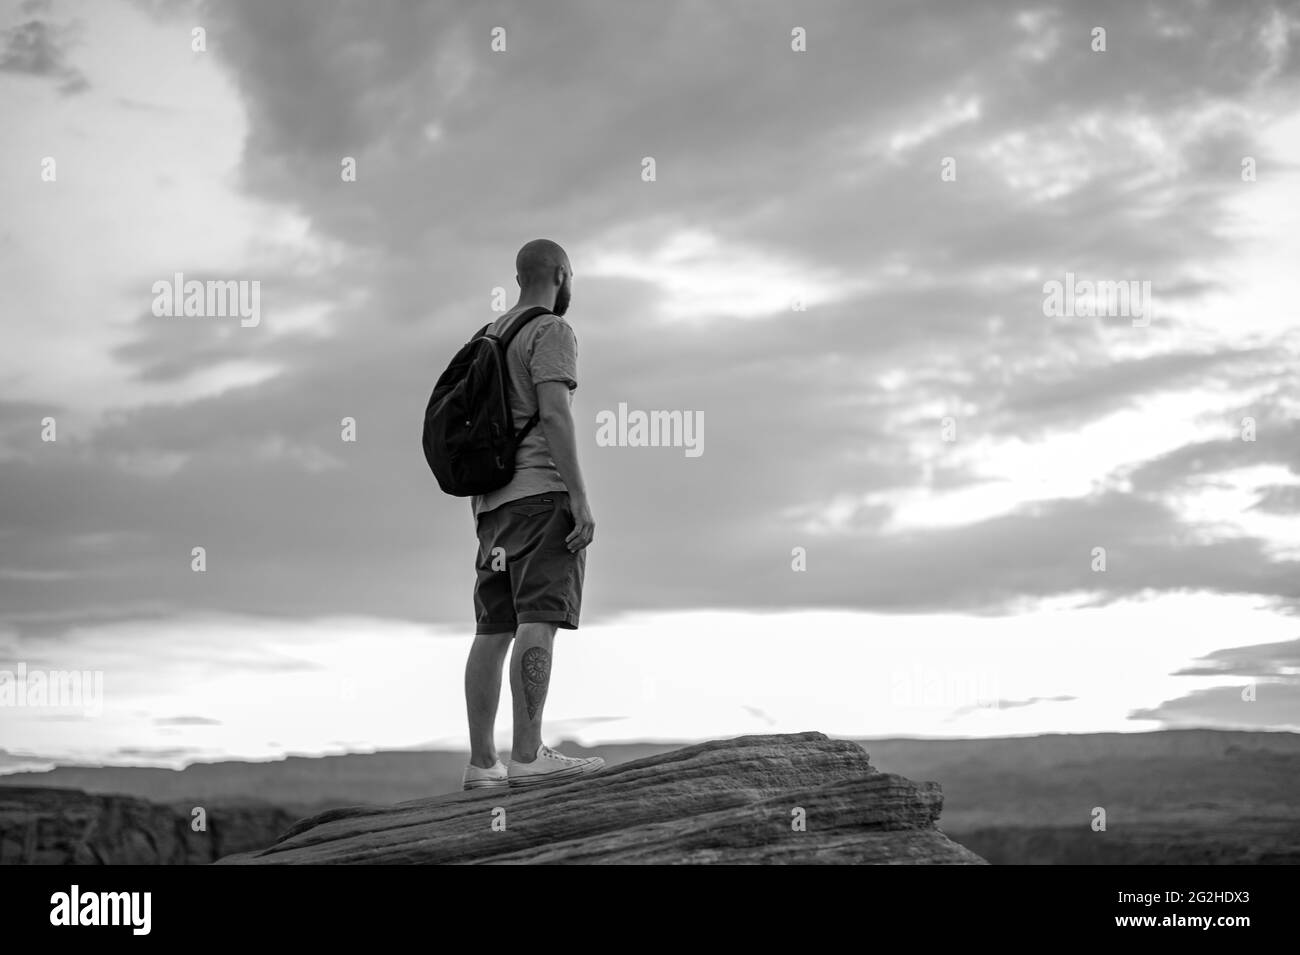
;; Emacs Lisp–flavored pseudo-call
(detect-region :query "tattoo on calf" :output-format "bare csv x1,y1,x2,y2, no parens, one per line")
522,646,551,721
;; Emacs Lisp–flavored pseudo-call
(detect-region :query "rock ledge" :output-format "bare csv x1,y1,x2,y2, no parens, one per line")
218,732,987,865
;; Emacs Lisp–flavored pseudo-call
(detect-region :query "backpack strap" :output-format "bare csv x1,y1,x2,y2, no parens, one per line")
515,412,541,444
488,306,554,442
490,305,553,350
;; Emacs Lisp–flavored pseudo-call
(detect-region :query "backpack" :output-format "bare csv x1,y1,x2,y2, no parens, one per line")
422,306,553,496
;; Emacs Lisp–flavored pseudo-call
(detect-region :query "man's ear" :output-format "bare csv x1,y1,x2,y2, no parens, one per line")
516,275,523,288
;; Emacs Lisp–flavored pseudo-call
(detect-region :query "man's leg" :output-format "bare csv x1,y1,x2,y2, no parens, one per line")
496,494,601,786
465,630,514,769
509,621,556,762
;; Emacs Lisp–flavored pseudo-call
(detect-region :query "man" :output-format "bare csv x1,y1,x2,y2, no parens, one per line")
461,239,603,790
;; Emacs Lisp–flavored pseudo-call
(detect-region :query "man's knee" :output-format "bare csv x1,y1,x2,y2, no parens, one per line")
514,621,557,645
473,630,515,647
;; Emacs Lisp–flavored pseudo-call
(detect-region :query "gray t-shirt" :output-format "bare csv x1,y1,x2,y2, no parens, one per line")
471,305,578,517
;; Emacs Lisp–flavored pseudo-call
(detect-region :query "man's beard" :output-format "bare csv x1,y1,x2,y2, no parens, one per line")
553,281,571,317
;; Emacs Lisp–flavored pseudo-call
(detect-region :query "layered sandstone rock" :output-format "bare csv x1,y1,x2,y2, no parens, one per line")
219,732,985,865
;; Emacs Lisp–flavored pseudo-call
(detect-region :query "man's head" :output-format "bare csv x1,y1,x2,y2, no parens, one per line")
515,238,572,316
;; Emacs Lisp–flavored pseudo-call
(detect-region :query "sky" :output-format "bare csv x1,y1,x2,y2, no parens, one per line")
1,0,1298,771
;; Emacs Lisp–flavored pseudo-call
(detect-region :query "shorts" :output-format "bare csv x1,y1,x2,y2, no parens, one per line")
473,491,585,634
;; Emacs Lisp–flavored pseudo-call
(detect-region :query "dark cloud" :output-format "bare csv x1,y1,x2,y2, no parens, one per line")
1129,416,1300,494
0,17,88,93
949,694,1076,717
1172,639,1300,678
991,348,1273,435
112,745,205,759
0,747,56,773
1131,640,1300,729
993,695,1076,709
1254,484,1300,514
1130,682,1300,729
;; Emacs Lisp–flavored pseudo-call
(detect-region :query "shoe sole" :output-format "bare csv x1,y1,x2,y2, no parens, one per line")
462,778,509,791
507,760,605,789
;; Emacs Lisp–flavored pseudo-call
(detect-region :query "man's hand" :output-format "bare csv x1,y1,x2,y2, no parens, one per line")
566,496,595,552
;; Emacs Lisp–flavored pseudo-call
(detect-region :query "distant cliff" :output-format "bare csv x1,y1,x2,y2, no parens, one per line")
218,732,986,864
0,787,294,864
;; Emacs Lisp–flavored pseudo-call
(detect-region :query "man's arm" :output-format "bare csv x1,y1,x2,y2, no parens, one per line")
536,380,594,553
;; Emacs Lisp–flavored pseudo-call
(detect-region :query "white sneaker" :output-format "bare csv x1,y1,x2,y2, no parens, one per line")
462,759,509,791
508,744,605,789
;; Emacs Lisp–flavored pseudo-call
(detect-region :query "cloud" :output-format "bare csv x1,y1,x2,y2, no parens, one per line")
947,694,1077,718
0,16,88,93
1129,683,1300,731
1255,484,1300,513
0,747,56,774
1171,638,1300,678
992,695,1076,710
113,745,205,759
1129,639,1300,731
2,0,1298,678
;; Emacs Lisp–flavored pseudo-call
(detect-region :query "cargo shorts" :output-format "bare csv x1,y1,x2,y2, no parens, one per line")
473,492,585,634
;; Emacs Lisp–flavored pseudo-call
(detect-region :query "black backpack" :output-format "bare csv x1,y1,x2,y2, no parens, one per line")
422,306,553,496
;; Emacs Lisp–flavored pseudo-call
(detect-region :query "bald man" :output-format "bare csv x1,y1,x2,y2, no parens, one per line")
461,239,604,790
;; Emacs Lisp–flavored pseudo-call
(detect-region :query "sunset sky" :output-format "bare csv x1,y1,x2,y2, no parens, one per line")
2,0,1298,771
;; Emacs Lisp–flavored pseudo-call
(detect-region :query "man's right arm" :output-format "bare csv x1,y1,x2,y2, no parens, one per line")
536,380,594,553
